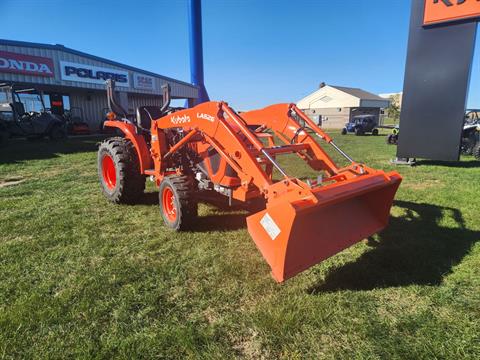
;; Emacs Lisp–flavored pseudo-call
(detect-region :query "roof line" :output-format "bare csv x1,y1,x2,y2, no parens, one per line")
329,85,388,101
0,39,197,89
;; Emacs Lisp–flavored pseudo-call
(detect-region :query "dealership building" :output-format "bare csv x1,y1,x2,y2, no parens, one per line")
0,39,198,129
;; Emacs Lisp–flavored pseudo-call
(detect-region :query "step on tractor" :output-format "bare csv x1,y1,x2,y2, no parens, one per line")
98,80,402,282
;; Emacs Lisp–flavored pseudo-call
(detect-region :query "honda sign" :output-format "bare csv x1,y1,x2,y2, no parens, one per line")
0,51,54,77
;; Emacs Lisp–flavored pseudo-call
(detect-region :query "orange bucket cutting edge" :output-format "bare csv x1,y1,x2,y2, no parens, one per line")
247,171,402,282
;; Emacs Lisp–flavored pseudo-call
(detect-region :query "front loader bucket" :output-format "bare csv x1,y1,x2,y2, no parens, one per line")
247,172,402,282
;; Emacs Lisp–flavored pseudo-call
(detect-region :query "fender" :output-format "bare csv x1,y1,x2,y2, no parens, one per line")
104,120,152,173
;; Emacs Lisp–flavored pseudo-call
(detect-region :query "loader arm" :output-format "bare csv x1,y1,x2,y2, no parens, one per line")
241,103,346,176
151,101,279,196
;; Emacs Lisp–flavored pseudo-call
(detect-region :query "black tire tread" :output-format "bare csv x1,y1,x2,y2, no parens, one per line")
98,137,145,204
473,143,480,160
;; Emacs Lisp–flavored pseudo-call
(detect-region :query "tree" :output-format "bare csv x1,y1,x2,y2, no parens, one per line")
386,94,401,123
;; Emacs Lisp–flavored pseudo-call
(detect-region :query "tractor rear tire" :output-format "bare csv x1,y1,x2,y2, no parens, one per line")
159,175,198,231
473,143,480,160
98,137,145,204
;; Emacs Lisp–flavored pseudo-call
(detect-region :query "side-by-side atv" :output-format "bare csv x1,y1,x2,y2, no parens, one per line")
97,80,401,282
461,110,480,159
0,83,66,141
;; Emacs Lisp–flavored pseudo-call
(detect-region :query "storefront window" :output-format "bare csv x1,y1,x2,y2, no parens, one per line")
62,95,70,110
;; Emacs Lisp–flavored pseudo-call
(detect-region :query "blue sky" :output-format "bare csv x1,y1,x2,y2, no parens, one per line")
1,0,479,109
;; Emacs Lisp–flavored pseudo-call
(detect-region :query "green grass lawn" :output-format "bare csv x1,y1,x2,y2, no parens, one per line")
0,133,479,359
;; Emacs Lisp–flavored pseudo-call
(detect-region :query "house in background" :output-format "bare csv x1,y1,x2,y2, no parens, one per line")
379,92,403,108
297,83,390,129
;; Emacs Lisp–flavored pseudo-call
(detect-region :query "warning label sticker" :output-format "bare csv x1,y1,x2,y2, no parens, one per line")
260,213,281,240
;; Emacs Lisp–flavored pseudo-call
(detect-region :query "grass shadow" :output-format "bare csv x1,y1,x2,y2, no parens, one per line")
137,192,160,206
416,159,480,168
193,212,247,232
0,136,107,164
308,200,479,293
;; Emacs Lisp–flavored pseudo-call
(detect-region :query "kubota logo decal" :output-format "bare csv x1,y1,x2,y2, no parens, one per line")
197,113,215,122
170,114,191,125
424,0,480,25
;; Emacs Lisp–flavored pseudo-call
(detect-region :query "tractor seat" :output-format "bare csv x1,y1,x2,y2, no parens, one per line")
136,106,163,130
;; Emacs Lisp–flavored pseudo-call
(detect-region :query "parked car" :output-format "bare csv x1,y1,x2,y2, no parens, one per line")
341,115,379,136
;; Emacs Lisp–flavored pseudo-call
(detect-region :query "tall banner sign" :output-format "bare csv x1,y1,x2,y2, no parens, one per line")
397,0,479,161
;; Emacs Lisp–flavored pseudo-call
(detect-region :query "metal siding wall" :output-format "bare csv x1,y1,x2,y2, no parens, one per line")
304,107,350,129
128,94,163,114
69,92,108,129
0,44,198,98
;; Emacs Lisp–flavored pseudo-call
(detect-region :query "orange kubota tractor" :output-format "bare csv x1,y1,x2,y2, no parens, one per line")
98,80,401,282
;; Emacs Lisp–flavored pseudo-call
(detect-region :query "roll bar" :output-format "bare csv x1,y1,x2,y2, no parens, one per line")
160,84,171,114
106,79,128,118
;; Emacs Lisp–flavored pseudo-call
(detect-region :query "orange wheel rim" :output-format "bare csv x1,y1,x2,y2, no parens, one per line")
162,187,177,221
102,154,116,190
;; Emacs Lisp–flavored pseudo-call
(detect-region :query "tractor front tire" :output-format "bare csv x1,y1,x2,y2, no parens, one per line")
159,175,198,231
372,128,379,136
473,143,480,160
341,128,347,135
98,137,145,204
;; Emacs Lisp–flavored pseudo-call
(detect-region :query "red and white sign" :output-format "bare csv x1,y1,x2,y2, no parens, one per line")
0,51,54,77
